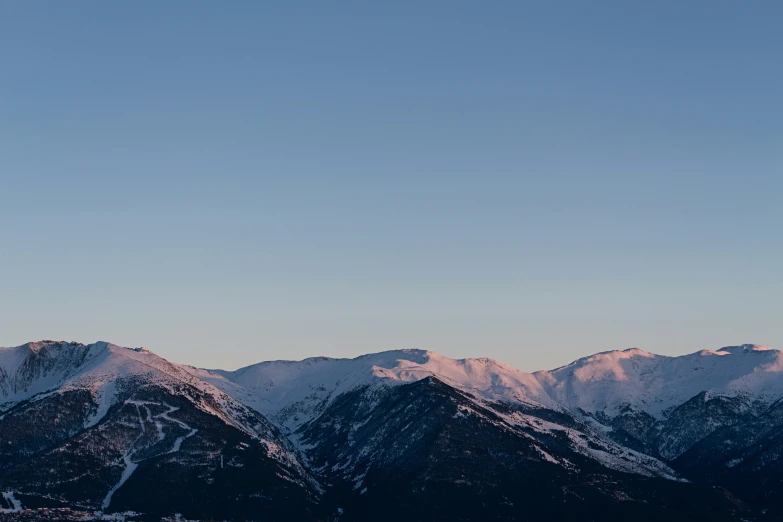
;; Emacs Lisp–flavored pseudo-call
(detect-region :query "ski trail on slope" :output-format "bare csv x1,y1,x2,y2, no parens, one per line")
159,403,198,453
134,404,145,433
103,401,198,510
101,453,138,509
102,403,146,509
1,492,22,513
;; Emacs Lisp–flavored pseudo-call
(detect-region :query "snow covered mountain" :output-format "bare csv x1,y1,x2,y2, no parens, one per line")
0,341,318,521
3,341,783,521
536,344,783,420
189,349,557,432
197,345,783,456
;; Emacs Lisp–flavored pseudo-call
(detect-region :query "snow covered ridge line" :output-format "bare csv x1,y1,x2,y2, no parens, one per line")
3,340,783,428
6,341,783,419
193,342,783,422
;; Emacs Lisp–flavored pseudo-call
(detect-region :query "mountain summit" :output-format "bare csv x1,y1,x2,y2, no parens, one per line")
2,341,782,521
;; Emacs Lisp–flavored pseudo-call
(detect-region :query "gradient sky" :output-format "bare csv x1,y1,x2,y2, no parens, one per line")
1,1,781,371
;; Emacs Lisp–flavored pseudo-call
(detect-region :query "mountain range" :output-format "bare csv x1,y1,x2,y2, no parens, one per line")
3,341,783,521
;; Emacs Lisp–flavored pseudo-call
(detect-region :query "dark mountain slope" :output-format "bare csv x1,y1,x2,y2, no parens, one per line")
299,377,750,522
0,342,320,521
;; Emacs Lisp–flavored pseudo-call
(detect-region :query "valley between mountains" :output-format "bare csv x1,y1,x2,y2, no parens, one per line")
2,341,783,521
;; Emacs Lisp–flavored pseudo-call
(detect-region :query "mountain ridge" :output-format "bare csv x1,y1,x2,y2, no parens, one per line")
2,340,783,521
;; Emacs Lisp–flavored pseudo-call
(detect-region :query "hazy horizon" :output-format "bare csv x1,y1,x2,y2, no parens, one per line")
2,2,781,372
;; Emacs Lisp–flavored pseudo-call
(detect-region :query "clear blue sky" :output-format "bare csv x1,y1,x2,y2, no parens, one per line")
1,1,781,371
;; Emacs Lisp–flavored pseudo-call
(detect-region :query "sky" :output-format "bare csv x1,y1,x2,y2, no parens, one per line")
1,1,781,372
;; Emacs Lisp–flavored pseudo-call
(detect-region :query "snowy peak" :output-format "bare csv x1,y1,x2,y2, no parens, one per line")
0,341,314,472
716,343,774,353
203,348,558,433
0,341,105,407
0,341,255,431
200,343,783,432
8,341,782,425
534,343,783,419
365,349,554,406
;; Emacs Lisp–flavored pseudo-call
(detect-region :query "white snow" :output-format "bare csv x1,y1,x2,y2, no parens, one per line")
6,340,783,487
534,344,783,419
0,341,289,442
0,340,318,502
7,342,781,431
1,492,22,513
180,343,783,480
193,349,557,433
193,344,783,432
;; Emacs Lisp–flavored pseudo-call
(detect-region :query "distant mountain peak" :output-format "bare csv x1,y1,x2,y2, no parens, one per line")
718,343,773,353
